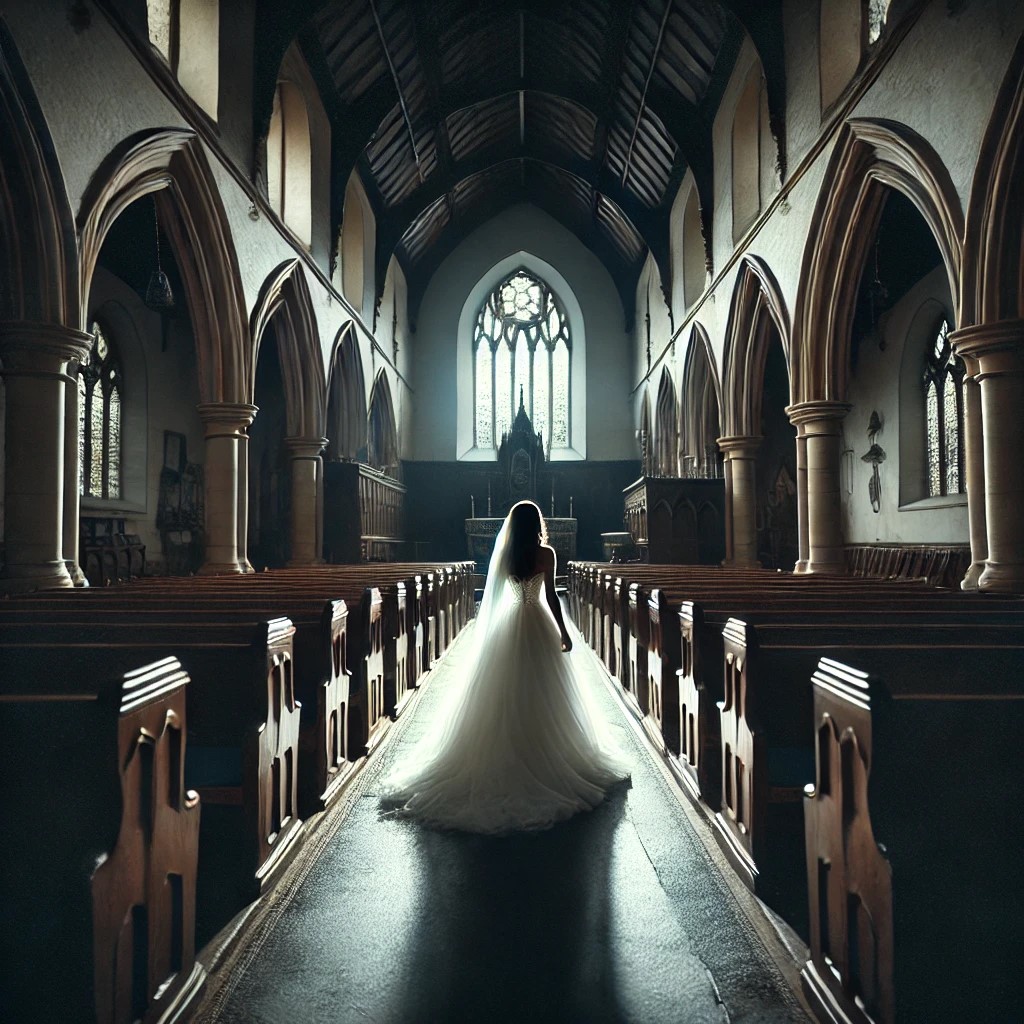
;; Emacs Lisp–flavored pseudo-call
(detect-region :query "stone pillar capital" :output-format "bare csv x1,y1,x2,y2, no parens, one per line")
196,402,258,438
716,435,762,457
285,436,328,459
950,320,1024,379
785,400,852,430
0,321,92,375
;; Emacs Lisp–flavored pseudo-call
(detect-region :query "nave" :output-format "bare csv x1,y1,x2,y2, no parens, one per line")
193,614,810,1024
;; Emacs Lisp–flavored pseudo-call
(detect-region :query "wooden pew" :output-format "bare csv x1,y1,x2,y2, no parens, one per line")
576,564,1013,789
0,657,205,1023
714,619,1024,936
0,617,302,946
802,656,1024,1024
6,586,356,820
31,557,473,785
103,573,386,761
676,592,1024,808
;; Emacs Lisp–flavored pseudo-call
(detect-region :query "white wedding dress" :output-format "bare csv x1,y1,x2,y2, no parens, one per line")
381,546,630,835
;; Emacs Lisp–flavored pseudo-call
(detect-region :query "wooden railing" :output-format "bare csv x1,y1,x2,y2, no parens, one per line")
324,461,407,563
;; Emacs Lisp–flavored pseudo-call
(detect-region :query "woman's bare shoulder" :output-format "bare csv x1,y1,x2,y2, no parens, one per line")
538,544,557,569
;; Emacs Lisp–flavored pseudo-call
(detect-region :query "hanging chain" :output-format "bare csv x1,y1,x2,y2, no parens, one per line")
153,195,163,274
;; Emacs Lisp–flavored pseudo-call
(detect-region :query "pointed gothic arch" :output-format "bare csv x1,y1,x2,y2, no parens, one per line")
366,370,399,476
793,118,964,404
722,255,791,437
325,323,367,462
680,323,723,477
959,37,1024,326
0,18,78,324
654,366,678,477
77,128,248,405
250,259,325,439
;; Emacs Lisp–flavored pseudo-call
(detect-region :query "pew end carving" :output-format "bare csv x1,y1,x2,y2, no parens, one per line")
802,658,894,1024
0,657,205,1023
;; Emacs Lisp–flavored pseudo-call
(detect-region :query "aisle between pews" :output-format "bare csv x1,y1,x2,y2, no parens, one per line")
191,615,812,1024
567,560,1024,1024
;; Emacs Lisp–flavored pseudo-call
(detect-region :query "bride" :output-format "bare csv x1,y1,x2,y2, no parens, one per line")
380,500,629,835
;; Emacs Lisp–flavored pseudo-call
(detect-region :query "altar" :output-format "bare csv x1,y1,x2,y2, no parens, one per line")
465,516,577,570
463,392,577,572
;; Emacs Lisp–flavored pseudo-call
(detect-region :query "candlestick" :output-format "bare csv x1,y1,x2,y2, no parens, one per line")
471,495,476,518
550,478,555,517
487,480,492,516
569,496,573,518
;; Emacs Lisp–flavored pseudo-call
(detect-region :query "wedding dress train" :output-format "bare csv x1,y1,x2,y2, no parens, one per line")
380,571,630,835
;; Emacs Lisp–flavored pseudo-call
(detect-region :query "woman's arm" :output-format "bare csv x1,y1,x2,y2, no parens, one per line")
540,545,572,651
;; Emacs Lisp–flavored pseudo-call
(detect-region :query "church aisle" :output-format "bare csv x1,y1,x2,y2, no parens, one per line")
195,615,812,1024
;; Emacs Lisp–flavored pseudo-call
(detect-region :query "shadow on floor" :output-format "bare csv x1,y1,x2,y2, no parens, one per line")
388,787,629,1024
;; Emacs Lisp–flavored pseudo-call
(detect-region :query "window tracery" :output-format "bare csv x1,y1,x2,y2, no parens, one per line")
78,322,122,501
923,319,964,497
473,270,571,451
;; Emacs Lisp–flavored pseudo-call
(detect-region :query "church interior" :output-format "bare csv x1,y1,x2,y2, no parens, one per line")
1,0,1022,1021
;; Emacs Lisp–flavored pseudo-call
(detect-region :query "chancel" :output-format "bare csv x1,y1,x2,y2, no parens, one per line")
465,390,578,572
0,2,1022,1023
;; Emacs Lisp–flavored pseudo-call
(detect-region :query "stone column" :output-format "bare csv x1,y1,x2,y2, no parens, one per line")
718,435,762,567
285,436,327,566
953,321,1024,593
793,426,810,573
787,401,851,575
62,357,88,586
957,352,988,590
236,428,254,574
0,323,92,593
196,402,257,576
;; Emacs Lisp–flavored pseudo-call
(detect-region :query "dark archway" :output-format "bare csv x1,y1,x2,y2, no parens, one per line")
367,370,399,477
249,322,290,569
654,366,678,477
325,324,368,462
679,323,722,478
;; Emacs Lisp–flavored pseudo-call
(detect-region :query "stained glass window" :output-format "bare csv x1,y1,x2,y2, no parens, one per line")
473,269,571,450
78,322,123,500
922,320,964,498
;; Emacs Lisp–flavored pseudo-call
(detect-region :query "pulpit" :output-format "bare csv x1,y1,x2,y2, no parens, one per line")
464,394,577,570
623,476,725,564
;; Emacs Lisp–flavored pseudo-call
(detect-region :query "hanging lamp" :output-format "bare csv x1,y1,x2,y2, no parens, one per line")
144,195,175,312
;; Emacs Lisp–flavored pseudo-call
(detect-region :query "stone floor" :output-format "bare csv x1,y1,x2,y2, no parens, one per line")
194,613,813,1024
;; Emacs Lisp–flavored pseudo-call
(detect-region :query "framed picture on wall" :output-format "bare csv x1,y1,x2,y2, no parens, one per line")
163,430,186,475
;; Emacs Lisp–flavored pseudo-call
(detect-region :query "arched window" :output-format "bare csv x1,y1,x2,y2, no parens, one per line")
148,0,219,120
819,0,894,114
341,175,367,314
923,320,964,497
473,269,571,451
267,81,313,247
682,186,705,310
732,63,766,240
78,322,122,501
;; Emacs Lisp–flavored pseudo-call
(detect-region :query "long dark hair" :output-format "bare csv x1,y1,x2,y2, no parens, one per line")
508,500,548,580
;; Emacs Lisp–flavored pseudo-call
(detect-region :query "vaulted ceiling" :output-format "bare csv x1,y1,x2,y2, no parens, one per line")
254,0,786,325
